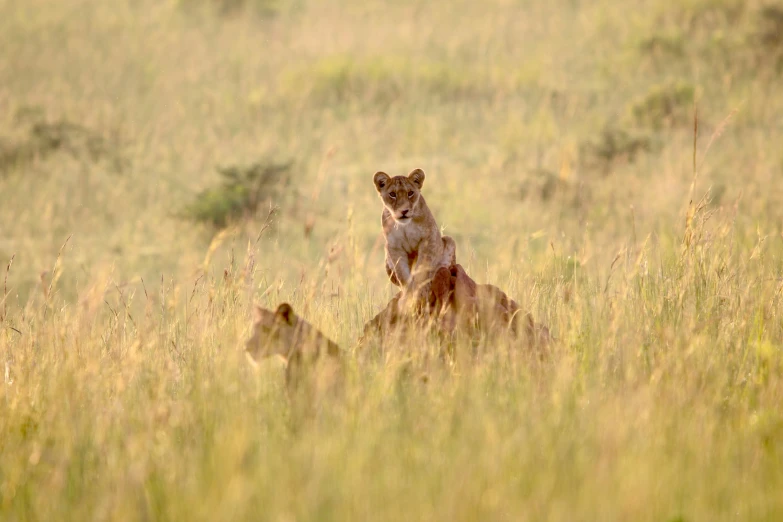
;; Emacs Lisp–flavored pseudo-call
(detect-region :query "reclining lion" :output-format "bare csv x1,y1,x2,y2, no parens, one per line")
360,264,550,352
245,303,343,415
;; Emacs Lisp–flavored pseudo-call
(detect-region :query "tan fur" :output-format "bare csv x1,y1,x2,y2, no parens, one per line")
373,168,456,309
245,303,342,410
360,264,551,356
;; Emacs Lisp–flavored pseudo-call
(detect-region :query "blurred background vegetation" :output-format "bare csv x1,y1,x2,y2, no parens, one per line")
1,0,780,306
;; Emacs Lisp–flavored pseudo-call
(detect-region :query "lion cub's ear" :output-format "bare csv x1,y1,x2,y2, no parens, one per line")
373,171,391,192
275,303,296,326
407,168,425,189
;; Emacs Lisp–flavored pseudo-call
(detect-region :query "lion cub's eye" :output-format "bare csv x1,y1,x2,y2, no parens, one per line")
389,192,396,199
408,191,414,198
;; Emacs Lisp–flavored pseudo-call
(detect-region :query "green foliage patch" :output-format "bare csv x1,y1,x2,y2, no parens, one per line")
176,0,289,16
629,81,696,130
183,161,291,229
279,55,533,107
0,109,121,174
579,126,656,174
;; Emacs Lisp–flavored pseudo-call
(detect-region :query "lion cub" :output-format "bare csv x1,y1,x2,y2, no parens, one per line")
245,303,342,409
373,168,456,308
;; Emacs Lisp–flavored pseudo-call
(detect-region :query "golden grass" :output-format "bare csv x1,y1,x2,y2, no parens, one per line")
1,0,782,520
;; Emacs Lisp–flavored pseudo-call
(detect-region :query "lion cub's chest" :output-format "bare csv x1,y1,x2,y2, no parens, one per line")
382,208,429,249
388,221,431,256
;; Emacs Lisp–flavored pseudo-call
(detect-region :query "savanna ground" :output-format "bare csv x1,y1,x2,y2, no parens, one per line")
1,0,783,520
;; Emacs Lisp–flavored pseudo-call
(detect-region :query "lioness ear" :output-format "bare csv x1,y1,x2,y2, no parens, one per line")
408,168,425,188
373,171,391,192
252,305,265,323
275,303,296,325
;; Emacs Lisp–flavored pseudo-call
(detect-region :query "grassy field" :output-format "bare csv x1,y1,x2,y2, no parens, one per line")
1,0,783,519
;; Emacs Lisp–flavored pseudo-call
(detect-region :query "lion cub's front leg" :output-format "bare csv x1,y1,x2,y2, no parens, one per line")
386,244,412,288
402,236,444,314
385,262,402,287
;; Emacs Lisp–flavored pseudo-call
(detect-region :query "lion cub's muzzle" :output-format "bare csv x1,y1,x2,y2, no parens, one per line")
392,207,416,223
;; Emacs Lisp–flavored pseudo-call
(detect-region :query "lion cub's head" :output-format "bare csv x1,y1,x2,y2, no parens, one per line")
245,303,339,365
373,168,426,225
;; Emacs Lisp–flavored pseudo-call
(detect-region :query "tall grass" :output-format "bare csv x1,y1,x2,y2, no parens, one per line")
1,0,782,520
1,210,782,521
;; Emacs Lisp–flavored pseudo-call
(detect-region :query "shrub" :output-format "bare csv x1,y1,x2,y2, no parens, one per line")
638,31,686,59
183,160,291,229
753,5,783,71
580,126,655,174
176,0,287,17
0,112,118,174
629,81,696,129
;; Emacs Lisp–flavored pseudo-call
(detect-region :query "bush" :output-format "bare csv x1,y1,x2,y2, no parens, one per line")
0,111,119,175
753,6,783,71
636,3,783,74
580,126,655,174
183,160,291,229
638,31,686,59
629,81,696,129
176,0,287,17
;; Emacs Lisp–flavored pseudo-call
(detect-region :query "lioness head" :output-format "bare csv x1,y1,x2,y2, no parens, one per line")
373,168,426,225
245,303,339,365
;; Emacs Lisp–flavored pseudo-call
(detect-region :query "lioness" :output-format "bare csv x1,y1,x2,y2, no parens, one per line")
362,263,550,351
373,168,456,310
245,303,342,410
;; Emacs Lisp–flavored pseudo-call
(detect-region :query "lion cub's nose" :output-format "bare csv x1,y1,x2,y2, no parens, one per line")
401,209,409,217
